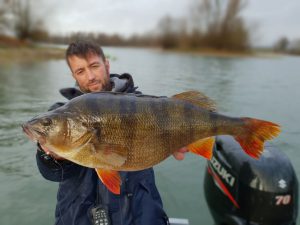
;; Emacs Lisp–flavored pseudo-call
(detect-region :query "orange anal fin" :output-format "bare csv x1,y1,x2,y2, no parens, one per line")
235,118,281,159
95,168,122,195
187,137,215,159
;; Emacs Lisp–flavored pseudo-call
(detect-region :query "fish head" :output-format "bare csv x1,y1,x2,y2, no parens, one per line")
22,110,91,155
22,111,66,145
23,113,53,144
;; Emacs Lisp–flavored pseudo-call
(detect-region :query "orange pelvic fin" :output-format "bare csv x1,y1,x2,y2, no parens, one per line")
235,118,281,159
187,137,215,159
95,168,122,195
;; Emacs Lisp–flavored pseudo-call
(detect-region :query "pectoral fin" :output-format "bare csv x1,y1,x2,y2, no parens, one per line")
91,143,128,167
87,126,128,166
95,168,122,194
72,132,93,149
92,144,128,167
187,137,215,159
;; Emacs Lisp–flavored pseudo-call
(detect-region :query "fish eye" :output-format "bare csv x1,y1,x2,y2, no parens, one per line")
41,118,52,126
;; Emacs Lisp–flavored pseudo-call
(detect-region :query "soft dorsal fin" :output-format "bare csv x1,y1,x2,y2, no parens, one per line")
172,91,217,112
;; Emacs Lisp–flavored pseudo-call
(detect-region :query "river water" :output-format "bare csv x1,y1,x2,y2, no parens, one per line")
0,47,299,225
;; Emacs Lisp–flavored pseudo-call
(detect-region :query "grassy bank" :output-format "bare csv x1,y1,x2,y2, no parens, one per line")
0,36,65,63
0,46,65,63
0,45,284,64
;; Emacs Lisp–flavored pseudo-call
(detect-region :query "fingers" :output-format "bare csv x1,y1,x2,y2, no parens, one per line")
173,147,189,161
177,147,189,153
173,152,185,160
39,144,65,160
50,152,65,160
40,144,50,153
47,151,65,160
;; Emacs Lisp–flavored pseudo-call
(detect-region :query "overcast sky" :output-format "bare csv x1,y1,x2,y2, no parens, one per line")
35,0,300,47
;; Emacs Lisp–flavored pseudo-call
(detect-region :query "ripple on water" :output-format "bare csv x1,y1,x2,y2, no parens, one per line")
0,99,46,178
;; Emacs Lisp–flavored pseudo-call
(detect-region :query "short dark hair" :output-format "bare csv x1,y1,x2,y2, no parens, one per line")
65,40,106,66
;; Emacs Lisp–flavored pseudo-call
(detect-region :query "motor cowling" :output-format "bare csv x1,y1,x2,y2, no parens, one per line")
204,136,298,225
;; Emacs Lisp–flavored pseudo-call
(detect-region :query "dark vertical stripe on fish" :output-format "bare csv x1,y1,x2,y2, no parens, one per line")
209,111,218,135
151,97,171,151
119,95,137,150
183,102,195,144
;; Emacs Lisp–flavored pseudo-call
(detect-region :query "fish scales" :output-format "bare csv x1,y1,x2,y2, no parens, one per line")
86,94,208,169
22,91,280,194
81,94,225,169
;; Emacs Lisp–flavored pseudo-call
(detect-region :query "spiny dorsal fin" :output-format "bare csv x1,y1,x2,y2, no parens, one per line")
172,91,217,112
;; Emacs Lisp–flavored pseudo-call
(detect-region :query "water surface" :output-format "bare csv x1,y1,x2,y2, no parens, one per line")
0,47,299,225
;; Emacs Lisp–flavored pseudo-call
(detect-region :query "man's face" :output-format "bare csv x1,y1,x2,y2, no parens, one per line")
68,53,110,93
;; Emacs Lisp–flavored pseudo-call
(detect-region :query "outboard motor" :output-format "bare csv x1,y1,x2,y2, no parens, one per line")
204,136,298,225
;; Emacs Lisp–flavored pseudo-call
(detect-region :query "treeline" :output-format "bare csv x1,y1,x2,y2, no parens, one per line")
273,37,300,56
32,0,254,52
36,32,159,47
1,0,300,55
0,0,158,47
0,0,253,51
157,0,251,51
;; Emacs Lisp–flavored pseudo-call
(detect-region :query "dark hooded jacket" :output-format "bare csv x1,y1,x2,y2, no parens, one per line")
36,73,169,225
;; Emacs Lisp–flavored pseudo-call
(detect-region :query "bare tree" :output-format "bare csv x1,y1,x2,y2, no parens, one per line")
0,0,11,34
191,0,221,34
288,38,300,55
0,11,6,34
11,0,33,40
157,15,179,49
190,0,251,50
1,0,48,40
274,37,289,52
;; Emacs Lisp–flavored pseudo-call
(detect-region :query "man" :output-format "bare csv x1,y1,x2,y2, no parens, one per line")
36,40,187,225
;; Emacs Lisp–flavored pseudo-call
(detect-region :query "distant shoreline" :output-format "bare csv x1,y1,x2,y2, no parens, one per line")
0,45,287,64
161,47,286,59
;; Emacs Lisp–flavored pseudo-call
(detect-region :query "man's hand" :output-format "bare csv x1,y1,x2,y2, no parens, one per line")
173,147,188,160
40,144,65,161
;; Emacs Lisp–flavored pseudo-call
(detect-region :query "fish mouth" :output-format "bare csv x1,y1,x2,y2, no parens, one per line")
22,124,46,145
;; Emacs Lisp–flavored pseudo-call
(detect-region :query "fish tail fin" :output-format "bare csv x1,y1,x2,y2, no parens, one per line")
234,118,281,159
187,137,215,159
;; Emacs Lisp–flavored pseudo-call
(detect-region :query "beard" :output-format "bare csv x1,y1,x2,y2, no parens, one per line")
100,80,112,91
82,81,111,93
80,73,112,93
